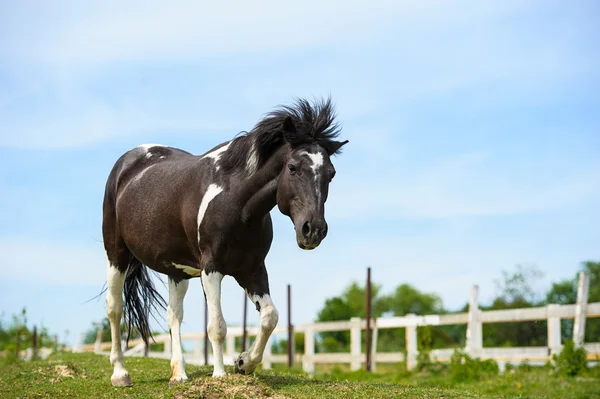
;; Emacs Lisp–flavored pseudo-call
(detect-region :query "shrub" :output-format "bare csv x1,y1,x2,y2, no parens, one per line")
450,349,499,382
553,340,586,377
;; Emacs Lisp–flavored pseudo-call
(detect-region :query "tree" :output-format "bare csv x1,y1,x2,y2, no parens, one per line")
0,308,56,362
544,261,600,342
83,318,111,345
482,265,547,347
315,281,456,353
387,284,443,316
316,281,387,352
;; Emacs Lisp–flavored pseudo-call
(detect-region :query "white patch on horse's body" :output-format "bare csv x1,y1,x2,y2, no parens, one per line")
167,278,189,384
138,143,165,152
172,263,201,277
236,292,279,374
201,271,227,377
197,184,224,245
246,141,259,175
202,142,231,170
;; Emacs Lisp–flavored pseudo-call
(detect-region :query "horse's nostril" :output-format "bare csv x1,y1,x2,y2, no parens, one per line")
302,221,311,238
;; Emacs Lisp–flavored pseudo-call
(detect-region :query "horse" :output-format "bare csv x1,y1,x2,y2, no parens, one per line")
102,98,348,386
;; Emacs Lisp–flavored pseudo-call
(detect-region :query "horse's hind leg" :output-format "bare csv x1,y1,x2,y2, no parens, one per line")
106,260,133,387
234,264,279,375
167,277,189,385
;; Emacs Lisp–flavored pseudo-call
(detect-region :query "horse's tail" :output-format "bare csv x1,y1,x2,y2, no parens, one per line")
123,259,167,346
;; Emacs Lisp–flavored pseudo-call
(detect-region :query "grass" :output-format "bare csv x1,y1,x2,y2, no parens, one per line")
0,352,598,399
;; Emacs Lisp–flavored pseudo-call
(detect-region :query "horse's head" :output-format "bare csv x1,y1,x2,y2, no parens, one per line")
276,116,348,250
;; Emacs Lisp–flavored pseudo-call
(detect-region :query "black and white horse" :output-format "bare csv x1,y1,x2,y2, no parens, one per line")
102,98,348,386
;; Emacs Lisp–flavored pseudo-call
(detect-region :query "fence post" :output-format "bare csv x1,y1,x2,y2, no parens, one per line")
371,320,378,372
94,328,102,353
164,335,172,358
74,333,84,353
242,293,248,352
194,337,202,363
406,314,418,370
32,326,38,360
263,336,273,370
226,332,235,364
547,304,561,357
204,300,209,365
287,284,294,368
573,272,590,348
303,326,315,374
466,285,482,357
350,317,362,371
365,267,372,372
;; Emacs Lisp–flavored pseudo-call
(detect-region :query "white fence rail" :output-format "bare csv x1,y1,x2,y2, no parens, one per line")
78,272,599,372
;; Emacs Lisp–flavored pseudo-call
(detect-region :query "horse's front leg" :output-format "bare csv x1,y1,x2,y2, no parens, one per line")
201,269,227,377
234,265,279,375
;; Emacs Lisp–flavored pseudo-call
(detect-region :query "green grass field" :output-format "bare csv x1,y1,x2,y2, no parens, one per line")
1,352,598,399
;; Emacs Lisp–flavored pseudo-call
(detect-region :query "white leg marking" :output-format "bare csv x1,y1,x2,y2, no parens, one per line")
236,294,279,374
172,263,201,277
197,184,224,245
168,278,189,384
246,141,259,175
106,262,132,386
201,271,227,377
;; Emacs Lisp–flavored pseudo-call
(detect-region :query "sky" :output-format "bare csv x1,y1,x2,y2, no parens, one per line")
1,1,599,347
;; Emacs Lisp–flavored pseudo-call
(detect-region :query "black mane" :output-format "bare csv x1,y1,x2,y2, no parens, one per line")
220,97,343,172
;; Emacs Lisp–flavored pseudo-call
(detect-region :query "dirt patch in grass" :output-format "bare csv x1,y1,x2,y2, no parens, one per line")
175,374,291,399
33,362,86,383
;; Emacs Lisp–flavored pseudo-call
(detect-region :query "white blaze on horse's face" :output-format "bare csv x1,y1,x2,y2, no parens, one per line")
277,145,335,250
300,151,324,178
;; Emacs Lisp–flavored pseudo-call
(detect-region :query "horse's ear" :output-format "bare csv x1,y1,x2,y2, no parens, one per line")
328,139,349,155
282,116,296,143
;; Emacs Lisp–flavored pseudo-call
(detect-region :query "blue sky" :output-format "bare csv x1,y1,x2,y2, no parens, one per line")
1,1,599,346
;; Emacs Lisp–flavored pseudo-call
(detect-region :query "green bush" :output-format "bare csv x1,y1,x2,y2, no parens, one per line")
450,349,499,382
553,340,586,377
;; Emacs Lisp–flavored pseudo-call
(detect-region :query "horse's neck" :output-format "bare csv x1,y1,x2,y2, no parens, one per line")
237,146,287,223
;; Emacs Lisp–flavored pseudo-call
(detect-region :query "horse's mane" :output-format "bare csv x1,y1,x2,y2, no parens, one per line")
220,97,343,173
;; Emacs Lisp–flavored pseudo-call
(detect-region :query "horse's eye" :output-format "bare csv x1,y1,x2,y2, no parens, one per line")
288,164,297,174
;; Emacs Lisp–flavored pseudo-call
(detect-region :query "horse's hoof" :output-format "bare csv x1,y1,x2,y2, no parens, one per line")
111,374,133,387
169,376,188,387
234,355,254,375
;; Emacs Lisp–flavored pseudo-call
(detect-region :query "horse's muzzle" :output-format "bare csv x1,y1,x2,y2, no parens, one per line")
296,220,327,250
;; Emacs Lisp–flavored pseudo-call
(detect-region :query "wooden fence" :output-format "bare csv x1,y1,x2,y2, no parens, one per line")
77,272,599,372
